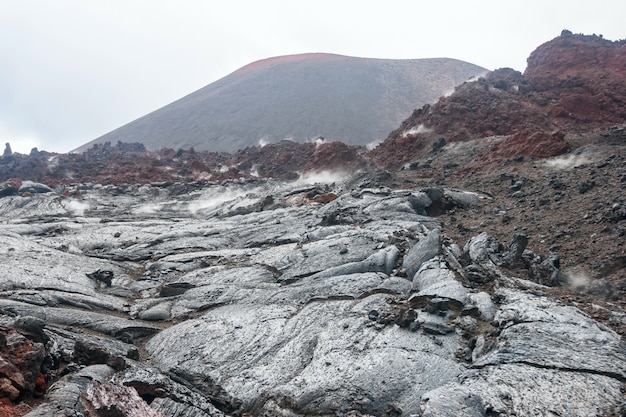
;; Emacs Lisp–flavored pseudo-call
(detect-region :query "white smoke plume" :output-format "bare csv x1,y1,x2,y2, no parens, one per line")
402,124,431,137
544,154,593,170
562,266,592,291
366,140,381,150
133,203,163,214
296,170,350,185
63,200,90,216
442,88,456,98
187,187,265,215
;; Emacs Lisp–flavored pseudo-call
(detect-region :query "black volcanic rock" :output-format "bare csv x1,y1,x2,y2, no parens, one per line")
75,54,486,153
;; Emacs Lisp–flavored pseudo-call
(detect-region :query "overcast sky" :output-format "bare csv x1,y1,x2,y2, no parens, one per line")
2,0,625,154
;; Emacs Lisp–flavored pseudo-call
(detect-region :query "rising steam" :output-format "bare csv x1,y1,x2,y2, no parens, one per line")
402,124,431,137
296,170,350,185
562,266,592,291
63,200,90,216
544,153,594,170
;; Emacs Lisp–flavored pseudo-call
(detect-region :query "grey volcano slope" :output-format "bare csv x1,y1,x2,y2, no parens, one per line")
76,53,486,153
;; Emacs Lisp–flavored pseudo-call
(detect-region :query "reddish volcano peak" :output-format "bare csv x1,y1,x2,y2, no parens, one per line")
525,31,626,80
234,53,351,75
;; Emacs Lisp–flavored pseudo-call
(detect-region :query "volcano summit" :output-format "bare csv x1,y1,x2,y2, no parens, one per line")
76,54,486,153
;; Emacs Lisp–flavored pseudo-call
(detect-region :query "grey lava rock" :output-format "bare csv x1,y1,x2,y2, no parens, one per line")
25,365,116,417
403,228,442,279
18,180,53,194
420,288,626,417
81,380,163,417
0,178,622,417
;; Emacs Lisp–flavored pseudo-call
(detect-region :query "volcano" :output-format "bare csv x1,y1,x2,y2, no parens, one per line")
75,53,486,153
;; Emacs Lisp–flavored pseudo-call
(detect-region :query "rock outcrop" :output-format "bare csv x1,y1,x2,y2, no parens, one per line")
371,32,626,168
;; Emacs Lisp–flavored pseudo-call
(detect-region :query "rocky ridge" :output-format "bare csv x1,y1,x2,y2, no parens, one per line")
372,31,626,167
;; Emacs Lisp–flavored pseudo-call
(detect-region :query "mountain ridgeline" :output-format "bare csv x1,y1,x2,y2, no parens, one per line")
76,54,486,153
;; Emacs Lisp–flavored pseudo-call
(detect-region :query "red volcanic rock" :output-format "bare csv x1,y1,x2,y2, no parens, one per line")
0,179,22,197
0,326,47,414
525,32,626,86
367,133,429,168
470,130,569,171
317,192,338,204
0,400,32,417
230,140,316,179
381,68,553,143
524,32,626,128
2,139,365,186
370,33,626,169
158,148,177,159
504,130,569,159
303,142,368,173
188,159,209,173
369,67,556,169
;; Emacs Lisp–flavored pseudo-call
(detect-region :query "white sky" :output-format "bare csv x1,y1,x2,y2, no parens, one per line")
1,0,624,154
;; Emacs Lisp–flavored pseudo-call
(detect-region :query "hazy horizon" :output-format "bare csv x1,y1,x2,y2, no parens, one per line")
1,0,624,154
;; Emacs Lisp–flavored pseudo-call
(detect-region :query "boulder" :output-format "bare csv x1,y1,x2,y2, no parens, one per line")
25,365,115,417
18,181,53,194
0,326,46,399
81,381,163,417
114,365,227,417
403,228,441,279
411,258,468,308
